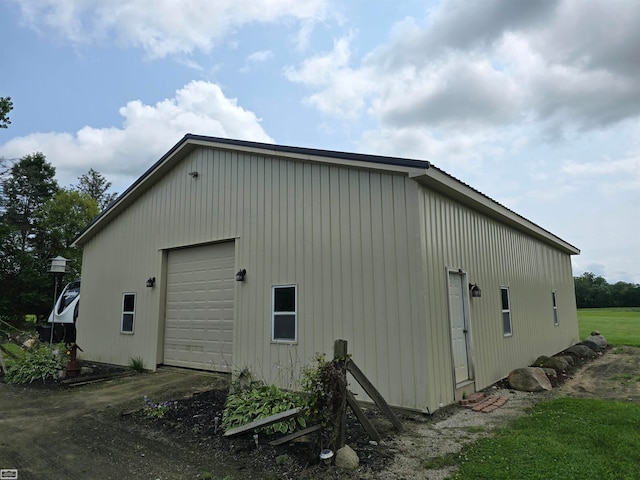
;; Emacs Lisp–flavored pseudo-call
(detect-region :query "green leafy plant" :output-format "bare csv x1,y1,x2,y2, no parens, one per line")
143,396,177,418
5,344,67,384
300,354,346,427
128,356,145,372
222,384,307,434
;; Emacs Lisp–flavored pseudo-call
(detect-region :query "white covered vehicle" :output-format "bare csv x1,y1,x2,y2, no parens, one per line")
48,280,81,324
38,280,80,343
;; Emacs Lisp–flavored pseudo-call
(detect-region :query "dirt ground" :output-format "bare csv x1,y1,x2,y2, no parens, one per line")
0,367,231,480
372,345,640,480
1,346,639,480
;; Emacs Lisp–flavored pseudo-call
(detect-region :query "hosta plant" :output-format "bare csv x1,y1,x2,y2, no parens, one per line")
222,384,307,434
5,344,67,384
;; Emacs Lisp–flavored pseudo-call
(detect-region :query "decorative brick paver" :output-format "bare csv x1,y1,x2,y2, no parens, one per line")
459,392,487,407
460,393,510,413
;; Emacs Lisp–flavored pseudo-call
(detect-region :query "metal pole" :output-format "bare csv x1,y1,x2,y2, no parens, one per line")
49,275,58,348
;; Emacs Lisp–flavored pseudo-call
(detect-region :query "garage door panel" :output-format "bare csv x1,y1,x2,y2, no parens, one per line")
164,242,235,371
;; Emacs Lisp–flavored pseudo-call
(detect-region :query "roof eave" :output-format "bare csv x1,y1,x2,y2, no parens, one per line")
410,169,580,255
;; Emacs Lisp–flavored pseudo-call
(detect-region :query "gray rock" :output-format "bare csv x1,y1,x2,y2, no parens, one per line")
564,345,598,359
558,355,575,365
335,445,359,470
579,340,604,352
532,355,569,372
585,334,607,349
508,367,553,392
542,368,557,378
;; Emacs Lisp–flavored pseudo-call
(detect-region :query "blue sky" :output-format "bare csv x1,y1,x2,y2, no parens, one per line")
1,0,639,283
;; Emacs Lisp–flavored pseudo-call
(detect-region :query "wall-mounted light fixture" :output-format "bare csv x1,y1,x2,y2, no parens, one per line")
146,277,156,288
235,269,246,282
469,283,481,297
188,171,199,178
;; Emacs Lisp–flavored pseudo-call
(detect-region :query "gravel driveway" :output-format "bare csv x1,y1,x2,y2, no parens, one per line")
0,367,229,480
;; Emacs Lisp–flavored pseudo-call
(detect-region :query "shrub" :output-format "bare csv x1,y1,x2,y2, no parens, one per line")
300,354,346,427
5,344,67,384
222,384,307,434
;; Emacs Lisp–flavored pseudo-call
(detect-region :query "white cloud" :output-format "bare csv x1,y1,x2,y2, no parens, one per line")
369,55,524,128
240,50,274,72
284,33,378,118
359,125,505,169
12,0,329,58
0,81,273,189
562,156,640,178
286,0,640,137
561,152,640,194
246,50,274,64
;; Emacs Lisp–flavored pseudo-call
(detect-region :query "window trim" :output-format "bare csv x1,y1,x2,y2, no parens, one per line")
271,284,297,343
552,290,559,326
500,286,512,337
121,292,136,334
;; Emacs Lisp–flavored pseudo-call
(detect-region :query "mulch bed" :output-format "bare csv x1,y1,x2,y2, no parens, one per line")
126,388,398,479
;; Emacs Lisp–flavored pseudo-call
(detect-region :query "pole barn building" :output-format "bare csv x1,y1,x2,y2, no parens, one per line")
73,134,580,412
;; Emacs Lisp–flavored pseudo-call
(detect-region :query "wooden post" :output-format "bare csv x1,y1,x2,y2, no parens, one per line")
333,339,348,450
346,390,381,442
0,347,6,375
347,359,404,432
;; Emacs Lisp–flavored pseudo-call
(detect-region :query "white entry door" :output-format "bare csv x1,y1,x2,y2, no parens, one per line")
448,271,471,384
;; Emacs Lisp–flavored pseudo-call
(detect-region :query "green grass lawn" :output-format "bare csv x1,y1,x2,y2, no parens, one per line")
578,307,640,347
445,309,640,479
451,398,640,480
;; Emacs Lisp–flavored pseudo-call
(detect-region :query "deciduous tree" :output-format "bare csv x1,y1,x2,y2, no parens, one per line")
75,168,118,210
34,189,99,280
0,96,12,129
0,153,58,321
574,272,640,308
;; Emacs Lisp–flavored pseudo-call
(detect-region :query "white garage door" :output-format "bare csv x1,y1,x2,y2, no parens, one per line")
164,241,235,371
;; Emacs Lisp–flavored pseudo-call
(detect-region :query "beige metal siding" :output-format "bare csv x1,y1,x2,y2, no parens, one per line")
164,242,235,371
417,186,579,409
76,141,578,412
77,147,429,410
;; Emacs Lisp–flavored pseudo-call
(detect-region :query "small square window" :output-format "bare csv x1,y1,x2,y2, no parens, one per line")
500,287,512,336
552,290,559,326
121,293,136,334
272,285,297,342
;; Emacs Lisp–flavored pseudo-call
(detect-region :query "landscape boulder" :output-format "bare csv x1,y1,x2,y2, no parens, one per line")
579,340,604,353
508,367,553,392
335,445,359,470
558,355,575,366
584,334,607,349
531,355,569,372
564,344,598,360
